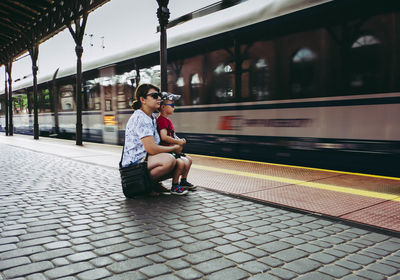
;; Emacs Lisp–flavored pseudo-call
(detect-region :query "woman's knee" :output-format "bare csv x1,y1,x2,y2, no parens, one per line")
148,153,176,171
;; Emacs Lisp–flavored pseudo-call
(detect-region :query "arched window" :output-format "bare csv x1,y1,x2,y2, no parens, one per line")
190,73,202,105
250,58,269,100
349,34,381,92
290,48,317,98
214,63,234,102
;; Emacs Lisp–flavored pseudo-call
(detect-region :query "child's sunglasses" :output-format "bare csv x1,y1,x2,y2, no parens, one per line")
164,103,175,108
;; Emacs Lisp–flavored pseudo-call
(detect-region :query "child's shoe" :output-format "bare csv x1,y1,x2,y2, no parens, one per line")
180,179,197,191
170,184,188,195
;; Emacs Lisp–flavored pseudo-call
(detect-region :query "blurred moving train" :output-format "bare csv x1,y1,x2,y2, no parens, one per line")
1,0,399,176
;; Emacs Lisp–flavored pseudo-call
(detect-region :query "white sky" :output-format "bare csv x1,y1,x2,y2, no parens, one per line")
0,0,218,90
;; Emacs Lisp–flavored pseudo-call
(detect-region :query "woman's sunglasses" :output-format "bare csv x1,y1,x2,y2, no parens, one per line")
146,92,162,99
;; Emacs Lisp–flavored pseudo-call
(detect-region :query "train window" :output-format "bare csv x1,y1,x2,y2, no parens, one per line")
13,94,28,114
104,85,113,111
60,85,74,111
214,63,234,102
190,73,202,105
139,65,161,87
349,34,381,92
250,58,270,100
85,83,101,110
117,83,131,109
39,88,52,112
290,48,317,98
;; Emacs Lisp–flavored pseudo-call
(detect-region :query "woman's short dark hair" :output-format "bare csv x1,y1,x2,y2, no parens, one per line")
132,83,160,110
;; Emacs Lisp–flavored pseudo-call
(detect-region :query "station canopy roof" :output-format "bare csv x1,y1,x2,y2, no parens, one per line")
0,0,111,67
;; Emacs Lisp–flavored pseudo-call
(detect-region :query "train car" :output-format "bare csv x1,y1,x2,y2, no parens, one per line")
1,0,399,176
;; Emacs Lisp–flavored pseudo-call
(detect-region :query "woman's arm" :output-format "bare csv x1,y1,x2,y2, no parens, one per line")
159,129,185,145
141,136,182,155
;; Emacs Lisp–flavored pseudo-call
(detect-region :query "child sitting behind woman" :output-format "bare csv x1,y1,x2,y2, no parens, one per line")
157,92,197,195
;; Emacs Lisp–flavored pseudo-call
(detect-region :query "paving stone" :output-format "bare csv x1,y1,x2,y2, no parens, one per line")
245,248,268,258
193,257,236,274
181,240,215,253
106,257,152,273
0,246,45,260
248,273,280,280
94,243,132,256
165,259,191,270
335,259,362,270
77,268,112,280
0,236,19,245
0,243,17,252
238,261,270,274
67,251,97,263
341,275,371,280
346,254,376,265
26,273,48,280
205,267,250,280
184,250,221,265
0,256,31,270
89,257,113,268
175,268,204,280
214,244,241,254
4,261,54,278
272,248,308,262
109,253,127,262
52,258,70,266
139,263,172,277
356,269,386,280
103,271,146,280
319,264,351,277
309,252,337,264
43,241,72,250
269,268,297,280
259,241,292,253
232,240,254,249
283,258,322,274
367,263,398,276
44,262,94,279
225,251,256,263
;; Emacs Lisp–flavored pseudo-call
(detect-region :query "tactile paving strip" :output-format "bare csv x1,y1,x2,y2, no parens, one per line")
190,155,342,181
189,154,400,232
341,201,400,232
313,174,400,195
241,185,386,217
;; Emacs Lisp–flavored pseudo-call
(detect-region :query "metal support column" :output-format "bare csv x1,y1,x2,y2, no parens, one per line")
29,44,39,139
4,70,8,136
6,61,13,136
68,10,88,146
156,0,170,92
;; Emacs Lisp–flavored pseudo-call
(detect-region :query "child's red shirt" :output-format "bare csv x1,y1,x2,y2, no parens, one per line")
157,115,175,146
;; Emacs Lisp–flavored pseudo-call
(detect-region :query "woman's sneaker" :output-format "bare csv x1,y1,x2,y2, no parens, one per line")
170,185,188,195
180,179,197,191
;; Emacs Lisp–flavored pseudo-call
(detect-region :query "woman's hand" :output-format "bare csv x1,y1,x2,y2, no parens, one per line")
179,138,186,145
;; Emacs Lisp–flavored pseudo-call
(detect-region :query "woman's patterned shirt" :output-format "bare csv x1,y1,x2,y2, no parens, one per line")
121,109,160,167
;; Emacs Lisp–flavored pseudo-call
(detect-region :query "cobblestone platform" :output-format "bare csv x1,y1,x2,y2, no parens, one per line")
1,143,400,279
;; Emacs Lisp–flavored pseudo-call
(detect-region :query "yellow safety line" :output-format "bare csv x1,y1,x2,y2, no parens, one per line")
192,164,400,202
188,154,400,181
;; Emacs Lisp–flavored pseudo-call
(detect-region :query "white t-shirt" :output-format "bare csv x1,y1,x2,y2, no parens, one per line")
122,109,160,167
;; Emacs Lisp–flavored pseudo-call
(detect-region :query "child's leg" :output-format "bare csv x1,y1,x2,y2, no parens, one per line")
172,158,185,185
180,156,196,190
181,155,192,179
171,158,188,195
